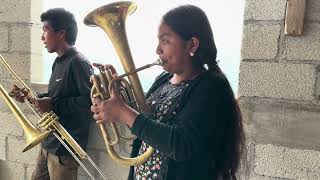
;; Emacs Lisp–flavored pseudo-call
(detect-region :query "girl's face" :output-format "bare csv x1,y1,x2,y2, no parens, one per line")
156,22,192,74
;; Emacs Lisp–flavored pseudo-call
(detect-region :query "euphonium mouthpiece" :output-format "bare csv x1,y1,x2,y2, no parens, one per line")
153,59,163,66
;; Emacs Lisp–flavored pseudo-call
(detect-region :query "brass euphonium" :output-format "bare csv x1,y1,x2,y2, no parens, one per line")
84,1,162,166
0,55,106,180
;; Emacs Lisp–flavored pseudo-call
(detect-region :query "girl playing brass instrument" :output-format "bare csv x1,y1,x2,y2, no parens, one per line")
91,4,245,180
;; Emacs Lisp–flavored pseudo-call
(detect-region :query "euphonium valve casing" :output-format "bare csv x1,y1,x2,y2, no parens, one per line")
84,1,148,113
84,1,155,166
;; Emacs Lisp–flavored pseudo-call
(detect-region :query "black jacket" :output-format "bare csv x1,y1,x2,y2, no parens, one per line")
40,48,92,156
128,71,235,180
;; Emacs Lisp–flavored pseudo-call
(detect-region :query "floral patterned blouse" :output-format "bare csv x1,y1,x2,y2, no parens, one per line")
134,80,190,180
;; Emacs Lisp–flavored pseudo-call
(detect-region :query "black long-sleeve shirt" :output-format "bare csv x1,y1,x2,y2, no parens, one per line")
129,71,235,180
41,47,92,156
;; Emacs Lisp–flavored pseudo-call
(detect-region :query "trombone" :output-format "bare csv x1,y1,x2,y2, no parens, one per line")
0,54,107,180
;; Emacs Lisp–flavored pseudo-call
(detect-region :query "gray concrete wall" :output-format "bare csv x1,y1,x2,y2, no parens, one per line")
0,0,44,179
240,0,320,179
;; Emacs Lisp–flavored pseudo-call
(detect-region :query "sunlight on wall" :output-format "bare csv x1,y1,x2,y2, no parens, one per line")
42,0,245,93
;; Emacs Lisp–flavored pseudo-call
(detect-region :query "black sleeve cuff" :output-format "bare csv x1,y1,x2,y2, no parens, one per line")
131,113,148,136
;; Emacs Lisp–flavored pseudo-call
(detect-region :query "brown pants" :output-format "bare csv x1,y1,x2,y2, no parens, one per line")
31,147,79,180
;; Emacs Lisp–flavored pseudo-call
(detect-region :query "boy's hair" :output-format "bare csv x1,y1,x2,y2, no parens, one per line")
41,8,78,45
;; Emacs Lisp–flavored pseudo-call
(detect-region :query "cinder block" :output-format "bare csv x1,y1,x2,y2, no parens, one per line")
0,161,26,180
255,144,320,179
0,53,31,80
0,0,31,23
239,62,315,100
10,24,31,52
87,122,132,155
0,135,7,160
282,23,320,61
0,112,24,137
87,122,108,150
305,0,320,21
241,25,280,60
243,100,320,150
7,137,40,165
0,24,9,52
244,0,286,20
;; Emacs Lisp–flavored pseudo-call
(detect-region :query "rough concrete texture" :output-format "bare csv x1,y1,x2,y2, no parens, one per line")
239,62,315,100
0,0,32,23
0,135,7,161
87,121,133,154
0,113,24,137
87,122,114,150
244,0,286,20
255,144,320,179
282,23,320,61
241,24,280,60
7,137,40,165
242,100,320,150
0,161,27,180
0,24,9,52
97,151,129,180
305,0,320,21
0,53,31,81
10,24,32,53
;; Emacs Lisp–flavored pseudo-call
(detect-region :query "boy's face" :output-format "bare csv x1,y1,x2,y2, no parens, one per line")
41,21,63,53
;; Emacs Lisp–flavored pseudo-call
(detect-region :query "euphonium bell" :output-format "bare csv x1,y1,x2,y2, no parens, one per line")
84,1,161,166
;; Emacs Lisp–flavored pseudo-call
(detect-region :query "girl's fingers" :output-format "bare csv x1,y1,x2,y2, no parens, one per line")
104,64,117,76
91,104,98,113
96,120,105,124
91,97,102,105
92,63,104,67
93,112,102,121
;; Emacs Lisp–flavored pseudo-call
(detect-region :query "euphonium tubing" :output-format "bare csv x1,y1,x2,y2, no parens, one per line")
90,61,160,166
85,1,162,166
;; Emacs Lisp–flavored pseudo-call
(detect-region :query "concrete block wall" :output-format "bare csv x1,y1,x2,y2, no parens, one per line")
0,1,130,180
0,0,44,179
240,0,320,179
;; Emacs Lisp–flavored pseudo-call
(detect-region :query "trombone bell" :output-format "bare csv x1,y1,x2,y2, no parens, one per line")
0,85,50,152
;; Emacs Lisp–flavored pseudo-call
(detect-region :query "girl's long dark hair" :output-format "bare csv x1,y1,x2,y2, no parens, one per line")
163,5,246,179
